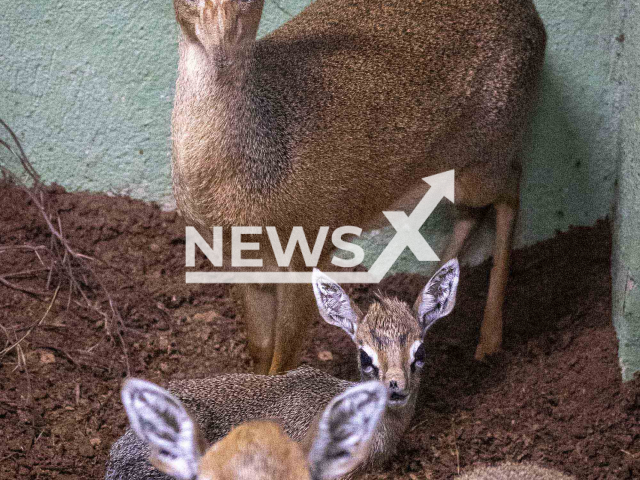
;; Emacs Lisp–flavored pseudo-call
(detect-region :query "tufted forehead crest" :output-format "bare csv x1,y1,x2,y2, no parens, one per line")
359,297,420,349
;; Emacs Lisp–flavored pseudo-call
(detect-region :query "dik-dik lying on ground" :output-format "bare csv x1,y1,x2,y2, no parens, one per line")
111,379,573,480
114,378,387,480
106,261,459,479
171,0,547,373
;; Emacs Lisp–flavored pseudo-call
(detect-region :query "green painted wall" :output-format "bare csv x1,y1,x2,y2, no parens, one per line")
1,3,175,202
0,0,628,263
0,1,309,208
612,1,640,382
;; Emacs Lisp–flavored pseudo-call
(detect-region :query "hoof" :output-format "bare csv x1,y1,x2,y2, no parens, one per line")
252,359,273,375
474,341,502,361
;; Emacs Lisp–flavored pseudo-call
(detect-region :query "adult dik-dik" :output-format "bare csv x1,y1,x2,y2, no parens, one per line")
171,0,547,372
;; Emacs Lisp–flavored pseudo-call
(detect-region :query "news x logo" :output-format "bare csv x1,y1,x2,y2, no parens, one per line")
185,170,454,284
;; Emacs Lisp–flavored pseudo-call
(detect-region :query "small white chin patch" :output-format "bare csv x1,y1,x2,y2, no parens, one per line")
388,394,410,408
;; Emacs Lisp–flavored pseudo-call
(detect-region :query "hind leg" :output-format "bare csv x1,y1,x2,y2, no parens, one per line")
475,197,518,360
453,161,521,360
440,206,483,263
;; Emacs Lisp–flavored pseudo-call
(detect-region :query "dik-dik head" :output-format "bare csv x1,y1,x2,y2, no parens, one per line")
173,0,264,57
313,259,459,409
121,378,386,480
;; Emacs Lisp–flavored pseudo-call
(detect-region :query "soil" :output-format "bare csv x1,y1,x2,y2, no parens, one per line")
0,183,638,480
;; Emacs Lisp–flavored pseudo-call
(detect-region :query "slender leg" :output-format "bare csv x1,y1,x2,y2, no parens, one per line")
474,200,518,360
241,284,277,374
268,282,317,375
440,207,481,263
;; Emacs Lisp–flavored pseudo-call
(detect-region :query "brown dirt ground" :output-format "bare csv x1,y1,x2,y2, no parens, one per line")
0,183,638,480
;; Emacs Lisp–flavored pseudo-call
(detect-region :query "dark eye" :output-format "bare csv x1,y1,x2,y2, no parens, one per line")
360,349,373,368
359,349,379,377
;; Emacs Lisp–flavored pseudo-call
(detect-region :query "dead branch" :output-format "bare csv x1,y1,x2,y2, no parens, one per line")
0,119,130,375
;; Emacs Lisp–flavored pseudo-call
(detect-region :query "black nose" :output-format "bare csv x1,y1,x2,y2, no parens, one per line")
389,380,398,389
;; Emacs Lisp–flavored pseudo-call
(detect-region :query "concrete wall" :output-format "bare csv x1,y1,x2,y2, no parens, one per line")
0,0,628,267
612,0,640,383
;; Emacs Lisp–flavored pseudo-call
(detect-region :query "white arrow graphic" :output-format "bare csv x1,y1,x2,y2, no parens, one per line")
365,169,454,282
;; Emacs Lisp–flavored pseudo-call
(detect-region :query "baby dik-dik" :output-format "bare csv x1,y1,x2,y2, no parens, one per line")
171,0,547,372
113,378,387,480
106,261,459,479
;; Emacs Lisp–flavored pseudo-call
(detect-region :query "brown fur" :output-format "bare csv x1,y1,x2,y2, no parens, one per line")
198,421,311,480
171,0,547,371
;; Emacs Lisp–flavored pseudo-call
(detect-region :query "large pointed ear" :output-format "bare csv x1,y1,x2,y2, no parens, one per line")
312,268,362,340
308,381,387,480
121,378,206,480
414,258,460,335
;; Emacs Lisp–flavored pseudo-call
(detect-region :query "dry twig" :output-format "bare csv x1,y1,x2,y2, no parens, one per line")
0,119,130,375
0,285,59,358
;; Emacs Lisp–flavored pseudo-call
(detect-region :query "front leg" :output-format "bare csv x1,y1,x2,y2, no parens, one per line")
269,282,318,375
241,283,277,374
